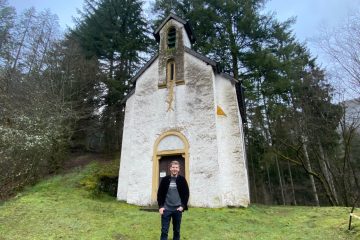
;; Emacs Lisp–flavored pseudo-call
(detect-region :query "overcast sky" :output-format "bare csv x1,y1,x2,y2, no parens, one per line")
8,0,360,69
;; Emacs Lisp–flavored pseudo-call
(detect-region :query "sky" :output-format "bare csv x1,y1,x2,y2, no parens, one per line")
9,0,84,29
263,0,360,68
8,0,360,69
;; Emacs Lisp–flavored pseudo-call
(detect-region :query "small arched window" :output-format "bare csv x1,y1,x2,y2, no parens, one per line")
167,27,176,49
167,60,176,82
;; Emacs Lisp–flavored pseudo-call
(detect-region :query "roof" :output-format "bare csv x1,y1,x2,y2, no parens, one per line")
121,54,158,104
184,47,239,83
153,13,196,44
129,48,238,85
184,47,217,67
219,72,239,83
130,53,159,83
120,88,135,105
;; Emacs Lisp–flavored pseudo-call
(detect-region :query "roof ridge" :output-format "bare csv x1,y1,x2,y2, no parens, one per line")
153,14,196,44
130,53,159,83
183,47,238,82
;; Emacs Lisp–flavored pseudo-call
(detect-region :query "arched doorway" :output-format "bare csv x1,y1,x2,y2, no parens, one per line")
151,131,189,202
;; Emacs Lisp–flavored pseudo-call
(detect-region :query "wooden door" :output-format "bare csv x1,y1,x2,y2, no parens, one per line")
159,155,185,184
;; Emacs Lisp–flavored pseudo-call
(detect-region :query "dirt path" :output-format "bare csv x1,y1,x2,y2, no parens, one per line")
62,152,117,171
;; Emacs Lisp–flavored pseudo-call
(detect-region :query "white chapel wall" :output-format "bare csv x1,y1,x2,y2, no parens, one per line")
182,52,222,207
157,135,185,151
117,59,160,205
117,93,135,201
214,74,250,207
118,50,226,207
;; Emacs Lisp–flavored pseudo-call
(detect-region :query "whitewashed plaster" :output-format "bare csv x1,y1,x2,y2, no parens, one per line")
158,135,185,151
117,18,249,208
214,75,250,207
117,92,135,201
117,52,223,207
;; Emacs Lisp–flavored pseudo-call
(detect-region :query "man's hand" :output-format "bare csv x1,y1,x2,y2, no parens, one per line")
159,207,165,215
177,206,183,212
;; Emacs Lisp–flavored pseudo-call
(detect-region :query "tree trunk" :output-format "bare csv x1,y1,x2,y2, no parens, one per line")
318,138,338,205
228,17,239,79
275,155,286,205
287,160,297,205
302,138,320,206
249,148,258,203
265,161,273,203
11,11,33,73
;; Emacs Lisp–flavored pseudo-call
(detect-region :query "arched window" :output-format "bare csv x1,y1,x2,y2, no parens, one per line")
167,27,176,49
167,60,176,82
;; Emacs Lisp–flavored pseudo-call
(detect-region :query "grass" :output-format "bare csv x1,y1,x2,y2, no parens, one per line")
0,162,359,240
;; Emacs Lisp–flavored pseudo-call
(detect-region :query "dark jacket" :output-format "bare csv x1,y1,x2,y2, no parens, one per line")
157,175,189,211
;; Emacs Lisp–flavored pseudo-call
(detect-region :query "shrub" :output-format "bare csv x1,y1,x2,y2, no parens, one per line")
79,160,119,197
0,115,70,199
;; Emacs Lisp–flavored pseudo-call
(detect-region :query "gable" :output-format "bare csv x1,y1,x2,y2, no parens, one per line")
123,49,239,104
153,13,196,44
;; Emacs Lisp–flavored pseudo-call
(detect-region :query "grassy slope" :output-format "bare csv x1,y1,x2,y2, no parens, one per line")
0,163,359,240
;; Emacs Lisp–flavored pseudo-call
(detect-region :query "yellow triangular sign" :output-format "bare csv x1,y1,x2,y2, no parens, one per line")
217,106,227,116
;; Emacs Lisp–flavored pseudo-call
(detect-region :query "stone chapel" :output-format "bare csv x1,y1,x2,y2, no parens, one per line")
117,14,250,207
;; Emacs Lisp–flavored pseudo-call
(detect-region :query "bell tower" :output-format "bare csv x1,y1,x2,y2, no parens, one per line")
154,14,195,88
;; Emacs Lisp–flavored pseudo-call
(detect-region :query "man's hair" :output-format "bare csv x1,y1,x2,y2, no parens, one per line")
169,160,180,168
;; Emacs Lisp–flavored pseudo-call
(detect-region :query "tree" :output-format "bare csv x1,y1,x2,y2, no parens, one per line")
73,0,151,152
0,0,15,54
153,0,268,79
0,6,78,199
45,35,104,152
317,11,360,98
152,0,350,206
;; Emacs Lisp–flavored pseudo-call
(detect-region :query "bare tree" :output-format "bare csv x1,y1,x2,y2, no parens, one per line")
0,7,74,199
316,11,360,97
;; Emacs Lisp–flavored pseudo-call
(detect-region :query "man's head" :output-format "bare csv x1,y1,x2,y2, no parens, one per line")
169,160,180,177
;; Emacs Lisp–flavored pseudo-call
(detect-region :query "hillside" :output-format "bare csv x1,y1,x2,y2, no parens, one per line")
0,162,359,240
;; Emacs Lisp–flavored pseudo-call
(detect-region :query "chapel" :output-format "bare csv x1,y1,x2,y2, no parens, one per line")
117,13,250,207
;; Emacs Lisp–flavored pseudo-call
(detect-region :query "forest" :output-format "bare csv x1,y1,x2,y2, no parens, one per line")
0,0,359,207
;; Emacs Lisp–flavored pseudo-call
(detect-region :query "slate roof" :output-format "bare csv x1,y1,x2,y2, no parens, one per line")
184,47,217,67
184,47,238,83
130,53,159,84
128,48,238,85
120,88,135,105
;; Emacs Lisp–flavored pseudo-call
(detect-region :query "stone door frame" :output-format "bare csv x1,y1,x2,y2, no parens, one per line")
151,130,189,202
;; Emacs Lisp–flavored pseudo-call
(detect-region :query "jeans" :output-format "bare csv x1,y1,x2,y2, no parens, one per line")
160,209,182,240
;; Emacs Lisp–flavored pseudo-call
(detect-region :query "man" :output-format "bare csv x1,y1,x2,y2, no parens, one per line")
157,160,189,240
